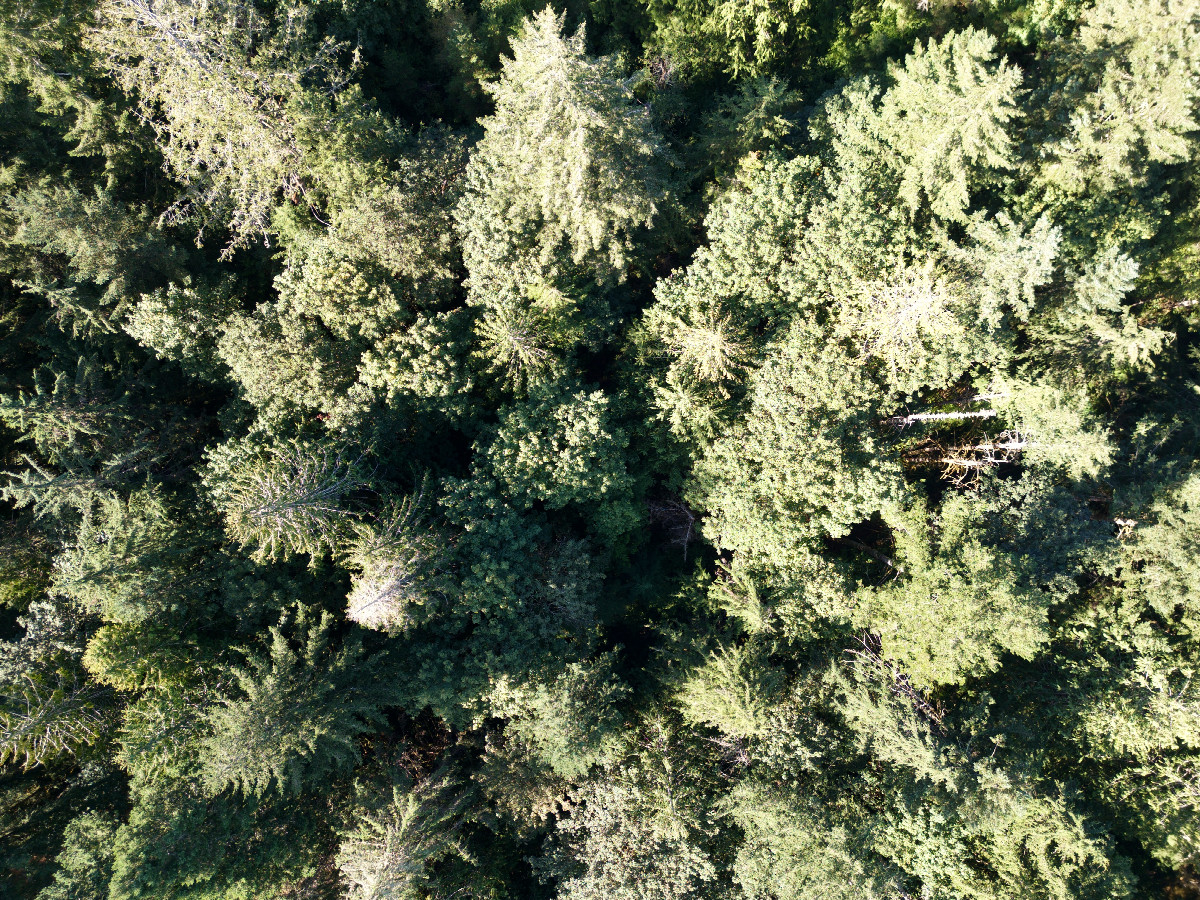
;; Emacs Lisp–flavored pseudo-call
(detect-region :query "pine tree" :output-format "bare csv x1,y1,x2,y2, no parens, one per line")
51,489,212,624
856,492,1052,687
34,810,120,900
487,653,629,778
881,28,1022,222
724,780,901,900
1038,0,1200,196
92,0,354,247
343,489,445,633
675,640,775,739
536,722,719,900
694,319,906,577
0,356,134,464
484,383,640,546
0,671,112,770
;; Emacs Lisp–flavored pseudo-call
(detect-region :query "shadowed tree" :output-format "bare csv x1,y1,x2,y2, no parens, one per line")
199,606,390,797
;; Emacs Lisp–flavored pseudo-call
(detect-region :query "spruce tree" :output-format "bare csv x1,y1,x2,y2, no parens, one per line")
199,606,389,797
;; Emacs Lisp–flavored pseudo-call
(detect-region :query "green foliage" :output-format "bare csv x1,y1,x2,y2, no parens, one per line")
646,0,817,78
124,278,240,381
675,640,774,737
216,303,362,426
881,28,1022,222
199,605,389,797
484,383,641,544
826,652,1137,898
0,356,134,465
459,8,669,282
3,0,1200,896
93,0,356,247
472,729,574,834
4,182,185,336
876,787,1136,900
694,320,906,574
204,437,370,563
35,810,120,900
473,282,588,392
1120,473,1200,640
0,521,51,611
358,311,474,418
855,492,1054,687
537,724,719,900
488,652,629,777
0,672,111,770
696,78,802,189
336,769,472,900
0,353,191,521
343,489,445,632
51,489,210,624
725,780,900,900
1038,0,1200,196
108,775,325,900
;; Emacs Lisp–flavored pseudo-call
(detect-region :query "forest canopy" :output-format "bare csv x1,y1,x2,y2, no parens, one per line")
2,0,1200,898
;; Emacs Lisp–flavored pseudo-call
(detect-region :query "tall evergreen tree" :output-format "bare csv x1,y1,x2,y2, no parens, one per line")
199,606,390,797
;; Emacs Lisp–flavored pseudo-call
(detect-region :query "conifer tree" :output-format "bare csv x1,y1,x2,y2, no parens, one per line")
675,640,775,738
0,671,111,770
1119,473,1200,641
1038,0,1200,196
487,653,629,778
725,780,900,900
3,0,1200,895
92,0,354,246
881,28,1022,222
458,8,669,284
694,320,906,576
857,492,1052,687
35,811,120,900
343,489,445,633
537,723,719,900
124,278,240,382
204,437,369,563
199,606,389,797
336,769,471,900
50,489,210,624
0,356,134,464
108,774,326,900
5,183,185,335
484,383,640,546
